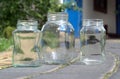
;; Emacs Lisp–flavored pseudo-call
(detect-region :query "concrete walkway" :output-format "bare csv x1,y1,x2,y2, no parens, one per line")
105,39,120,57
0,38,120,79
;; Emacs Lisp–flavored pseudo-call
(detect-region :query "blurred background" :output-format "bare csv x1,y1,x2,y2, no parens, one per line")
0,0,120,52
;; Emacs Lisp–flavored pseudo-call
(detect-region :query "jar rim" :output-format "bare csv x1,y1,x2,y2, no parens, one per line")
47,12,68,21
17,19,38,23
48,12,68,16
83,19,103,21
17,19,38,30
82,19,103,27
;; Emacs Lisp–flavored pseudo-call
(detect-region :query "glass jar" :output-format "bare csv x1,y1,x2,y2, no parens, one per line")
80,19,106,65
12,20,40,67
40,12,75,64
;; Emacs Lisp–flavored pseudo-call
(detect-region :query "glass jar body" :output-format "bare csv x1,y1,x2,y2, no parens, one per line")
40,13,75,64
80,19,106,65
12,20,40,67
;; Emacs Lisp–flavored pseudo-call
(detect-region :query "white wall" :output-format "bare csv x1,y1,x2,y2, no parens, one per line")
83,0,116,34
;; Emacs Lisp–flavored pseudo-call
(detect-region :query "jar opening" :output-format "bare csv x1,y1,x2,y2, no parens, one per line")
47,12,68,21
83,19,103,27
17,20,38,30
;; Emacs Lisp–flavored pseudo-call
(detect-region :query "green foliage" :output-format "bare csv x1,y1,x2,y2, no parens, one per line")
0,37,13,52
49,0,82,12
0,0,49,30
3,26,15,39
64,0,82,11
48,0,64,12
0,0,81,36
0,0,26,28
43,31,59,49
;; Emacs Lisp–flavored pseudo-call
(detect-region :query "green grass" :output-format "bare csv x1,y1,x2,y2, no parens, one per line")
0,37,13,52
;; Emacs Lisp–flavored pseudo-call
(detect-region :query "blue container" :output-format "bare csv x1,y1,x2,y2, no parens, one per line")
66,9,82,38
65,0,82,38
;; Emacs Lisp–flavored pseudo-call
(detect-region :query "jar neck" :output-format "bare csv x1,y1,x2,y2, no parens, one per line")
17,20,38,31
83,19,103,27
47,12,68,22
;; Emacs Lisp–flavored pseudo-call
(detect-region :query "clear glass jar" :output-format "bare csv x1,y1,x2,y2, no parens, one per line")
12,20,40,67
80,19,106,65
40,12,75,64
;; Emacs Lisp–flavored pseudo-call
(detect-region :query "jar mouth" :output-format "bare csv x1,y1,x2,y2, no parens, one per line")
47,12,68,21
17,20,38,30
83,19,103,22
17,20,38,24
83,19,103,27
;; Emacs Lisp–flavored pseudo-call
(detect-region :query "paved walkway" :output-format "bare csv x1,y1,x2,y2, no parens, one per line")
105,39,120,57
0,38,120,79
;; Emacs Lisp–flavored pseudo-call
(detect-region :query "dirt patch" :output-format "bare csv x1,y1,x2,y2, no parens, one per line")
0,51,12,67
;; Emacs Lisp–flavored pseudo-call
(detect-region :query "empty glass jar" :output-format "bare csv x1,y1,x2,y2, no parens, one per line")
80,19,106,65
12,20,40,67
40,12,75,64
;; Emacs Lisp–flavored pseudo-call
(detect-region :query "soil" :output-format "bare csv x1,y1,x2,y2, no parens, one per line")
0,51,12,67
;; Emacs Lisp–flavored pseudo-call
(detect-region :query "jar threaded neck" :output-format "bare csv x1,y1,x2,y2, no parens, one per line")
17,20,38,30
47,12,68,21
83,19,103,27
